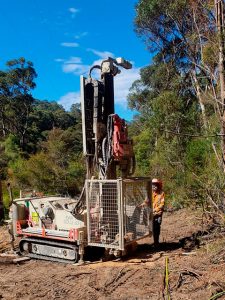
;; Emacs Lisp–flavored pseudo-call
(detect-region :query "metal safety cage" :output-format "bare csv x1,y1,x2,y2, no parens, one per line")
86,178,152,251
122,178,152,249
86,180,122,249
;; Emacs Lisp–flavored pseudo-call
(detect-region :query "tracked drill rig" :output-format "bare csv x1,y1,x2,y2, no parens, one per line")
11,57,152,263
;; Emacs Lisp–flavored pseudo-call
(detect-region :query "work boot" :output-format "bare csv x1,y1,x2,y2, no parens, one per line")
153,241,160,250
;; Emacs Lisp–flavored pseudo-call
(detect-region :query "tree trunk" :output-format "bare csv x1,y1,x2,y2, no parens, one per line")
192,71,208,130
0,180,4,221
215,0,225,212
0,111,6,137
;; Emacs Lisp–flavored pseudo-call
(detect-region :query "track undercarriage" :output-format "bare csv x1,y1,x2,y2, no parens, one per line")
19,237,79,264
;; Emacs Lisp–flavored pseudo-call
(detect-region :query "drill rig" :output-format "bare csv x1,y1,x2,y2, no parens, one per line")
81,57,135,180
11,57,152,263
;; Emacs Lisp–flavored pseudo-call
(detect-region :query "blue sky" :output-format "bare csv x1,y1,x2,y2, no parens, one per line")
0,0,151,120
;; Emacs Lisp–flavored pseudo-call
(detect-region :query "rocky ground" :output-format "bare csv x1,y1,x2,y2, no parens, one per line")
0,208,225,300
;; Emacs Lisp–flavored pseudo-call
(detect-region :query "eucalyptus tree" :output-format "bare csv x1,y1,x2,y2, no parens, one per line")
0,57,37,149
134,0,217,130
129,0,225,212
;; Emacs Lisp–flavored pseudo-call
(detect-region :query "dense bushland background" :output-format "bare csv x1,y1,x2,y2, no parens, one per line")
1,1,225,219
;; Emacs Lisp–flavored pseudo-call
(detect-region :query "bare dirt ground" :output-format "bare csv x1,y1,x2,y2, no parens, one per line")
0,209,225,300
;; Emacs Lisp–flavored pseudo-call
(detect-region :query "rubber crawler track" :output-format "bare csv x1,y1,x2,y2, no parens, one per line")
19,237,79,264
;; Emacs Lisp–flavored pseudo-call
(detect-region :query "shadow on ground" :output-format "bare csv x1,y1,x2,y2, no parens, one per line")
121,229,206,261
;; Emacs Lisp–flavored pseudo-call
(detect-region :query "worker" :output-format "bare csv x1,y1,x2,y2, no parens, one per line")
152,178,165,248
138,178,165,247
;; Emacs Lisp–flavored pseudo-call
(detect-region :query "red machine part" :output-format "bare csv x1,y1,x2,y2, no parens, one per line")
112,114,133,161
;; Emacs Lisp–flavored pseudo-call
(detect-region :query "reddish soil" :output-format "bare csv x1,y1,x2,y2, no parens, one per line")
0,209,225,300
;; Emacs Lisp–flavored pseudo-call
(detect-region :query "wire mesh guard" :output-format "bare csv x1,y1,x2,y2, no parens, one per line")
123,180,152,243
86,180,121,248
86,178,152,250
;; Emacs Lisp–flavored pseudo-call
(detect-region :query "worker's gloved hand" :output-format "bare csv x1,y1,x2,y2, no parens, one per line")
154,215,162,224
138,201,147,208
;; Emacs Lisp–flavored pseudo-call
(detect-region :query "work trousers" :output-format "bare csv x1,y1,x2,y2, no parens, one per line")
153,215,162,246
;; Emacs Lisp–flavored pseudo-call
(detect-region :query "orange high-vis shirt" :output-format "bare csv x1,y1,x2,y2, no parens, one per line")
152,191,165,216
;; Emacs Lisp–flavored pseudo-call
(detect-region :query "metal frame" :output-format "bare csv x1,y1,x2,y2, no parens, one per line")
86,179,121,249
86,177,152,251
80,76,87,156
122,178,152,245
118,179,124,250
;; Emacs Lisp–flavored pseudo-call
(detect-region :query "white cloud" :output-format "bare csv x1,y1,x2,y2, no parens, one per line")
60,49,115,76
58,92,80,110
55,58,65,62
63,63,89,74
66,57,82,64
87,48,114,59
61,42,79,48
69,7,79,14
62,56,89,75
74,32,88,39
114,67,140,107
69,7,79,18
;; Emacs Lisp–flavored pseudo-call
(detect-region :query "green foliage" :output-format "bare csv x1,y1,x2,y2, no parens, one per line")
11,129,85,196
129,0,225,214
185,140,211,173
3,134,20,162
0,57,37,150
133,127,153,175
0,58,85,207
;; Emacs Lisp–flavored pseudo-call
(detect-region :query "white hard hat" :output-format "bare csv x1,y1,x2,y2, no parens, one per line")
152,178,162,186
